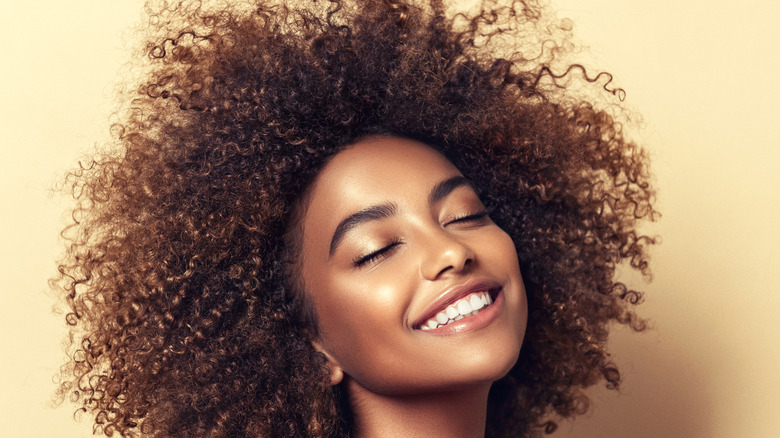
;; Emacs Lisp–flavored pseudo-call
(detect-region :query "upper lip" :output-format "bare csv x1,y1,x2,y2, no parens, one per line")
412,277,502,328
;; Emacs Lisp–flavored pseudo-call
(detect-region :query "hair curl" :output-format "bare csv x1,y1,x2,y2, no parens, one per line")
54,0,657,436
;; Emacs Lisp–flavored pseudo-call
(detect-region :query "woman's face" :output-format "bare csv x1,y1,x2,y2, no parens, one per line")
299,137,527,396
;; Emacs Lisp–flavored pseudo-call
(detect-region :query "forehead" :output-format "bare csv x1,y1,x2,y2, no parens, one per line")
308,137,461,208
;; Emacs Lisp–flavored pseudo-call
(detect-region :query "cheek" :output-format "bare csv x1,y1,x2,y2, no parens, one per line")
473,226,520,266
313,272,415,367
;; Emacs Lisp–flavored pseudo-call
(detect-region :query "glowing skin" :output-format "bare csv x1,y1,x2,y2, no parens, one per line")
299,137,528,437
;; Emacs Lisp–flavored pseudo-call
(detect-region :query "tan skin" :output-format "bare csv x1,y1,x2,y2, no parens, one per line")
298,137,528,437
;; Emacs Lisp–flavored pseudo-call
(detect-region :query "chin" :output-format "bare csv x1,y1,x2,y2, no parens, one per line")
467,341,523,384
430,335,525,393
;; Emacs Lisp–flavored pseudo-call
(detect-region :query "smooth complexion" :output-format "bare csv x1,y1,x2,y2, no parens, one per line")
299,137,528,437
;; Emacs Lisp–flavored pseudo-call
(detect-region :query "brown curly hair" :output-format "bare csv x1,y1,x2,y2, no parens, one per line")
54,0,657,436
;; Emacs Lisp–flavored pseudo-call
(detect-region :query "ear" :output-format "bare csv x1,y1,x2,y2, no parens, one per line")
311,340,344,386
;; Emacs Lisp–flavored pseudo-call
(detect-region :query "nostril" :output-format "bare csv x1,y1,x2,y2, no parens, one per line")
420,234,476,280
436,257,472,278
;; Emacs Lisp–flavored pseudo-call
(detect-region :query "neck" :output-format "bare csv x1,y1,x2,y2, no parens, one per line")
345,378,491,438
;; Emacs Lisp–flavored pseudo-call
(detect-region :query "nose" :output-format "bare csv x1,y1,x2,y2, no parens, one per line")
419,230,475,280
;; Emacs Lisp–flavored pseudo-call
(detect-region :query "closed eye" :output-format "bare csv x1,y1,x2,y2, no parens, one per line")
353,240,403,267
444,206,494,226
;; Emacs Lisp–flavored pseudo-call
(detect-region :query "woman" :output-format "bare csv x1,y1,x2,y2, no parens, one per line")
54,0,656,436
295,136,528,437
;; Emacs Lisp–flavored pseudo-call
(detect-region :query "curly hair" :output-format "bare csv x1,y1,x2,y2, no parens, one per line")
54,0,657,436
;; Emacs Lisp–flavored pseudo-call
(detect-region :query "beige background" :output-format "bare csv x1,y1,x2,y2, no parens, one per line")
1,1,778,436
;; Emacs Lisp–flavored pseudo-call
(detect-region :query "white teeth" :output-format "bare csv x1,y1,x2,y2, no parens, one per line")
469,294,483,311
419,291,495,330
445,305,459,319
456,299,472,315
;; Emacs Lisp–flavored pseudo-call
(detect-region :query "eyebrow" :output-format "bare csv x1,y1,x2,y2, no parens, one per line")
329,203,397,257
328,175,473,258
429,176,472,205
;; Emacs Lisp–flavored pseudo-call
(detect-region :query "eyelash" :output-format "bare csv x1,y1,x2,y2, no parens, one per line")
353,239,403,267
445,206,494,225
351,207,494,268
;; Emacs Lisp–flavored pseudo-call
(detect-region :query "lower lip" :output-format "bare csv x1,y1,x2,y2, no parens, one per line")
417,289,505,335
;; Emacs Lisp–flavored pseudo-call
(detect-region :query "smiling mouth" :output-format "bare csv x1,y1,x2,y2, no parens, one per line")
418,290,495,330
